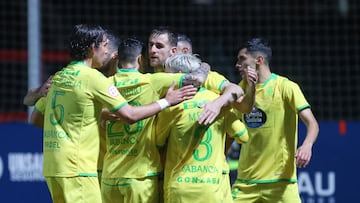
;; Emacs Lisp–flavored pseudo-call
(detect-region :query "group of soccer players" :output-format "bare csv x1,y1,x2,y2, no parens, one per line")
26,24,319,203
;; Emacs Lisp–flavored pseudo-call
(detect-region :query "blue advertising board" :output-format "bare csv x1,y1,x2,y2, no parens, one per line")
0,121,358,202
0,122,51,202
297,121,358,203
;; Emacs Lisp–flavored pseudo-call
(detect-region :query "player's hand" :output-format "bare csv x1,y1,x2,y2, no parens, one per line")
295,143,313,168
39,75,53,97
246,66,258,85
237,64,258,85
165,82,197,106
197,100,221,125
101,108,120,122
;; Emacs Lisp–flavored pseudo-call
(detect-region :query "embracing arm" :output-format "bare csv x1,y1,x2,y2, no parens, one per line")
233,80,255,114
198,81,242,125
198,65,258,125
113,83,197,124
23,75,53,106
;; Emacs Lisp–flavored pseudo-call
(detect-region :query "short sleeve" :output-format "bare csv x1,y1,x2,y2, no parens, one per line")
203,71,228,94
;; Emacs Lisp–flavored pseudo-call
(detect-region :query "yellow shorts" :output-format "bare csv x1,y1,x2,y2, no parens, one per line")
101,176,159,203
232,181,301,203
45,176,101,203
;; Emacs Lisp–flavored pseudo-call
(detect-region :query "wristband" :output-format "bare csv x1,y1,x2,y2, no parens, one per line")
157,99,170,110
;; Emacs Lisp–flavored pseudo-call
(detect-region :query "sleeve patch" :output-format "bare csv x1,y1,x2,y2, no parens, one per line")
108,85,120,97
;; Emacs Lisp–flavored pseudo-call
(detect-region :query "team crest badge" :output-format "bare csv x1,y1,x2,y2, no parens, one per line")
244,106,267,128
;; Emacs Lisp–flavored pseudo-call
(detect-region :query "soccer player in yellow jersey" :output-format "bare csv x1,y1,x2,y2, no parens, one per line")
100,38,197,203
30,31,121,186
231,37,319,202
156,53,249,203
96,31,121,185
148,27,258,125
31,24,197,203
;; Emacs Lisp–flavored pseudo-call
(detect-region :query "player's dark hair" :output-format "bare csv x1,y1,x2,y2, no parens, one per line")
245,37,272,64
177,33,192,45
149,26,178,47
106,30,121,54
68,24,107,61
118,37,144,65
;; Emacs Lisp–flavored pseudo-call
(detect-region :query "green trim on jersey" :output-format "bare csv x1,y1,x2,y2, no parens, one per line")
236,178,297,184
34,97,46,114
42,61,127,177
261,73,277,87
297,104,311,111
101,71,184,179
109,102,128,112
232,128,247,138
78,173,98,177
117,68,138,73
236,73,310,184
155,88,248,196
204,71,228,94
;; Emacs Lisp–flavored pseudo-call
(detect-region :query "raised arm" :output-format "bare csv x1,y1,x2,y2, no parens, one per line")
233,65,258,113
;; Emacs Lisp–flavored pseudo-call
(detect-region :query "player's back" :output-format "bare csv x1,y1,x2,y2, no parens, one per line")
43,61,125,177
156,87,248,202
101,70,183,178
157,88,230,194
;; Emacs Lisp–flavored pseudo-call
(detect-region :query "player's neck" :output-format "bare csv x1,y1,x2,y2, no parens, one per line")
258,67,272,84
80,58,94,68
153,66,164,73
121,62,139,70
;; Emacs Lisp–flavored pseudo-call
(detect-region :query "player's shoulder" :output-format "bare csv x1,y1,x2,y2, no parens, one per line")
274,74,296,85
208,71,226,80
275,74,302,92
54,62,103,79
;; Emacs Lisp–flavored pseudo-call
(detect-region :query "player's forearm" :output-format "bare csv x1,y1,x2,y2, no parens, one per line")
233,82,255,114
116,100,166,124
299,109,319,147
30,110,44,128
217,82,244,107
23,88,42,106
302,121,319,147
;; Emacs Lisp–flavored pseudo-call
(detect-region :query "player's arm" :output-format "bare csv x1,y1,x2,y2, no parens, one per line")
30,109,44,128
233,66,257,113
29,97,46,128
296,108,319,168
23,75,53,106
112,83,197,124
225,135,234,155
198,81,243,125
224,108,249,145
198,65,257,125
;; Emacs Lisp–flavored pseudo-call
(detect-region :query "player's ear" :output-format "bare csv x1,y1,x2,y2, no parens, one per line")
112,51,119,60
88,43,95,57
137,54,143,68
170,47,178,55
256,55,264,65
